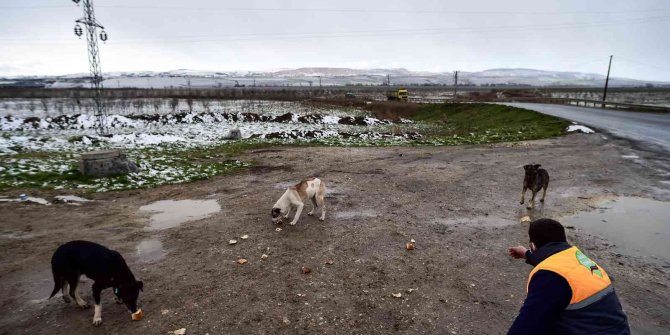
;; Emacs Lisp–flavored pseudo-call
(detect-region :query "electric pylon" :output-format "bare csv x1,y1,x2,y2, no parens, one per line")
72,0,109,135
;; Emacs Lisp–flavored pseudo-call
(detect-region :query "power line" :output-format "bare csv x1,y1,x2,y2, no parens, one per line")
616,57,670,72
2,4,670,15
2,16,669,45
563,57,613,70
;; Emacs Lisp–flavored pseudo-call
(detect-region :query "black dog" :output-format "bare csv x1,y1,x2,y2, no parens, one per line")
521,164,549,209
49,240,143,326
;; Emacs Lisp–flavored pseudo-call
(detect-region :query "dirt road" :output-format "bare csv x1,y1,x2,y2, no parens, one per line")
1,133,669,334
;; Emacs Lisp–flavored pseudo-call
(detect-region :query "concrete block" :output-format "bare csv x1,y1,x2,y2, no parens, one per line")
79,150,139,177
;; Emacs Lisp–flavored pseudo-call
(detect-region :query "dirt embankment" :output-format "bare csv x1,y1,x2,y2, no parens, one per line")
0,133,669,334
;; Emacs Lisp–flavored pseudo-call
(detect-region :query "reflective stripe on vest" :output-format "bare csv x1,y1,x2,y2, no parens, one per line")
527,246,612,310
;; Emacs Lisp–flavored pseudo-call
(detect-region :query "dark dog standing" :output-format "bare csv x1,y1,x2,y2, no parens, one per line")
521,164,549,209
49,240,143,326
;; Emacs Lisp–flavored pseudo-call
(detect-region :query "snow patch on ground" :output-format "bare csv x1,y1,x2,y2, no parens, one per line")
108,133,188,145
567,125,595,134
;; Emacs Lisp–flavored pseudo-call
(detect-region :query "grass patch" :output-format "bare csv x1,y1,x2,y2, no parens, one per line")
411,103,569,141
0,146,250,193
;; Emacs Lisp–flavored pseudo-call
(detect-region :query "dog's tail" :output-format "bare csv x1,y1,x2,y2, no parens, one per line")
49,267,62,299
48,280,60,299
314,178,324,206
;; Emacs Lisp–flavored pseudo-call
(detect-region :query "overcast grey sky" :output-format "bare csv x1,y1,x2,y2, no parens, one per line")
1,0,669,80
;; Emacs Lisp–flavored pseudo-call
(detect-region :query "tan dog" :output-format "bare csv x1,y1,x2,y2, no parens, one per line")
272,177,326,226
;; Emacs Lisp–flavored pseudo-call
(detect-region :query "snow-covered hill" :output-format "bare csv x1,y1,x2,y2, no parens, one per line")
3,67,668,88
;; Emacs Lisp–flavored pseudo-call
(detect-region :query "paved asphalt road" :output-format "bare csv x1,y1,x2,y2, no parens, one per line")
505,103,670,152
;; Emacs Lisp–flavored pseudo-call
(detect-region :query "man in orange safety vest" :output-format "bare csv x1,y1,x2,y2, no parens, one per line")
507,218,630,335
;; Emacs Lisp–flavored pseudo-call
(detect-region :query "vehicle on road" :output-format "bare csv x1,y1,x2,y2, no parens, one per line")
387,88,409,102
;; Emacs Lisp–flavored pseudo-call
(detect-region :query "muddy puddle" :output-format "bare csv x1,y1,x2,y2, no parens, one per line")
135,239,166,263
139,199,220,231
561,197,670,261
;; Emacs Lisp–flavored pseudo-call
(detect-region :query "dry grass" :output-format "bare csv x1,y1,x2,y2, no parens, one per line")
364,101,420,120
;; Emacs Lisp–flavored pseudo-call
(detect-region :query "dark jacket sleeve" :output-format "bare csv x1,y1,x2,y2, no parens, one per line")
507,270,572,335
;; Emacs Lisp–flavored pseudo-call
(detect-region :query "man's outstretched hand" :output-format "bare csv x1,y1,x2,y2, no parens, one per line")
509,245,528,259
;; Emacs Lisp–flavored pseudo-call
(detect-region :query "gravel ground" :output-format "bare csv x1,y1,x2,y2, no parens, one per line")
1,133,669,334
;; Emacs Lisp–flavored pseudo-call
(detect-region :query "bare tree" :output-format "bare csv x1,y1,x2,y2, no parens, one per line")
169,98,179,113
133,99,145,115
186,98,194,113
28,101,36,114
201,99,211,112
41,98,49,115
153,99,162,114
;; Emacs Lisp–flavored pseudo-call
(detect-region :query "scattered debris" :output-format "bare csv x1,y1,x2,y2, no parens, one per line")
223,128,242,140
410,239,416,243
325,260,334,265
169,328,186,335
283,317,291,325
54,195,91,203
241,234,249,240
406,288,416,294
520,216,531,223
26,197,50,205
131,308,144,321
229,239,238,245
301,266,311,274
275,227,282,232
392,293,402,298
161,309,169,315
261,254,268,260
0,196,51,205
237,258,247,265
405,242,415,250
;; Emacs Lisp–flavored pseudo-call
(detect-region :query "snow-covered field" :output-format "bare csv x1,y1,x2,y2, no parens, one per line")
0,100,418,154
0,100,420,192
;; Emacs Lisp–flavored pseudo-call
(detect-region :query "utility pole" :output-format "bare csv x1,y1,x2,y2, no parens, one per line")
387,74,391,86
453,71,458,101
602,55,613,105
318,76,322,87
71,0,109,135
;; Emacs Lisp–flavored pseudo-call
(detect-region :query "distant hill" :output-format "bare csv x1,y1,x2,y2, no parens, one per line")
2,67,668,88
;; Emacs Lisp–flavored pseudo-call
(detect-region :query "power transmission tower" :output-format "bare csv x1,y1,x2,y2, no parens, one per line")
453,71,458,101
72,0,109,135
602,55,613,105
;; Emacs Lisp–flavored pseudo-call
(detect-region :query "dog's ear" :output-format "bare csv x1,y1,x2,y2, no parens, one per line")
272,208,281,217
137,281,143,292
534,164,541,169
